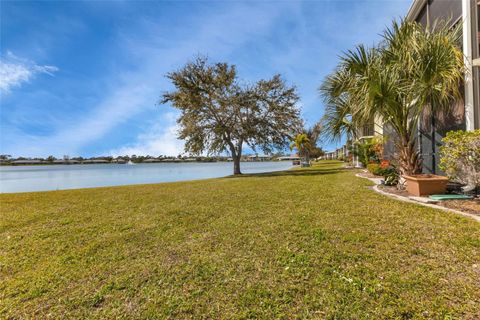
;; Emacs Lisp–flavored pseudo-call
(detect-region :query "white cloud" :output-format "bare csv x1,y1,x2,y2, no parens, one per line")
10,2,288,157
0,52,58,92
110,112,184,157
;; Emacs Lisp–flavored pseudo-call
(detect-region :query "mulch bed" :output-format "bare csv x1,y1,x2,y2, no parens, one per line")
440,199,480,216
377,184,410,197
378,185,480,216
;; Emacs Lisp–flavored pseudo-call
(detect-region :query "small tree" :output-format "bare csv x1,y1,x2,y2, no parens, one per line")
440,130,480,192
162,57,302,175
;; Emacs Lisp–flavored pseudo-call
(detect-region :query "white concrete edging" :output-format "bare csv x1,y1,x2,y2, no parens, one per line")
355,173,480,222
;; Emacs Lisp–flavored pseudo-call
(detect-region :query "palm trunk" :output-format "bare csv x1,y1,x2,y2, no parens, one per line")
398,134,421,176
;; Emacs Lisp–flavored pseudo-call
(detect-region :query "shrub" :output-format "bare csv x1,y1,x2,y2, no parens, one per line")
367,163,388,176
368,161,399,183
347,154,354,166
439,130,480,189
372,136,386,161
384,171,399,186
383,167,399,185
354,139,379,167
380,160,390,169
367,163,381,175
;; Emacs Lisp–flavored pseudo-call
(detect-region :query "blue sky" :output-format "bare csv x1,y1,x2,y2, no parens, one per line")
0,0,411,158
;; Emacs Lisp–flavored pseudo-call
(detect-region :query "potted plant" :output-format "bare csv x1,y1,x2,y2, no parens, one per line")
403,174,449,196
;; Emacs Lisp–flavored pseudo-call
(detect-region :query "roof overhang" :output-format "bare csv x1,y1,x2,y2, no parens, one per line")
406,0,427,21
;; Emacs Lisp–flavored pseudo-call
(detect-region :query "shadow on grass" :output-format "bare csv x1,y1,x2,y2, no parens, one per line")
225,162,347,179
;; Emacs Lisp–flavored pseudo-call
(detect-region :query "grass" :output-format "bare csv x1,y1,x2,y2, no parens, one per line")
1,161,479,319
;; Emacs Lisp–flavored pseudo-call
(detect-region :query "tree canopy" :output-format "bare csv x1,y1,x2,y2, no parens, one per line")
161,57,302,174
290,133,312,163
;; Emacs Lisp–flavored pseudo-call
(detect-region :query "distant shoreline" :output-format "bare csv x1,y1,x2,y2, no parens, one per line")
0,159,293,166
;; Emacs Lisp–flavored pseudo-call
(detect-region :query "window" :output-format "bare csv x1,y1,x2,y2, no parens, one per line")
428,0,462,26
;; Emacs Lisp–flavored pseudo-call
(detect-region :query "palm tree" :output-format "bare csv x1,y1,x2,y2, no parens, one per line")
290,133,312,165
320,67,361,143
321,19,464,176
320,71,365,166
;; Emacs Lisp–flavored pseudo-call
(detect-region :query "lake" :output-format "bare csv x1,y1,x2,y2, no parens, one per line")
0,161,293,193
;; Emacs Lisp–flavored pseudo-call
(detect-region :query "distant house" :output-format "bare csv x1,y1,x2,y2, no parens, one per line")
52,159,80,164
321,146,348,161
12,159,44,165
143,158,161,163
82,159,109,164
246,155,272,162
277,155,300,161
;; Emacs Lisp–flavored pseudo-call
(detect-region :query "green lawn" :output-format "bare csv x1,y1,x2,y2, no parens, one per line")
1,161,479,319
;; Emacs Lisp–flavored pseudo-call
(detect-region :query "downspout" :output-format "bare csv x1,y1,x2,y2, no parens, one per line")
463,0,475,131
418,117,422,173
431,103,436,174
427,0,438,174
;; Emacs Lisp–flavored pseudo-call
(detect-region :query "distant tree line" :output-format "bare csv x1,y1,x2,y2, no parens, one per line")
0,153,295,165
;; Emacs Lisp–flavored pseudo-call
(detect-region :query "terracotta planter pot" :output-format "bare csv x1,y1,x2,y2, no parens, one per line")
403,174,449,196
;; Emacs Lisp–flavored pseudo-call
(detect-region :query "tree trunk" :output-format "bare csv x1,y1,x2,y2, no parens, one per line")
229,142,242,175
232,154,241,175
305,150,310,166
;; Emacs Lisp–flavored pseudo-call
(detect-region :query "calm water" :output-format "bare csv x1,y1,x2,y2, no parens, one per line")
0,161,292,193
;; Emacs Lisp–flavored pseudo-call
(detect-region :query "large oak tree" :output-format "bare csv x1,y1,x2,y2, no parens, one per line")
161,57,302,175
